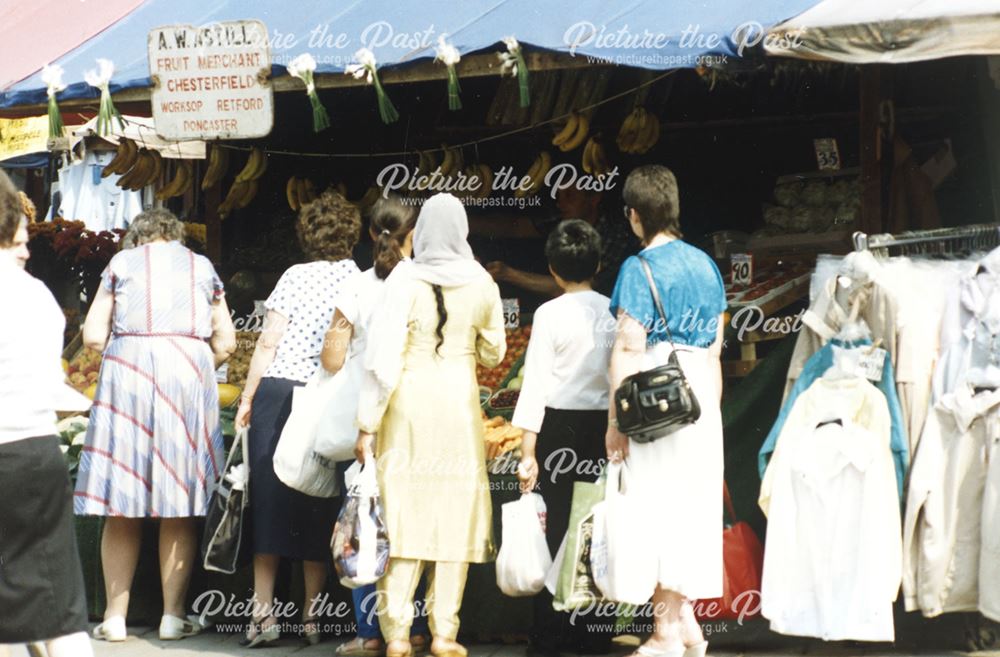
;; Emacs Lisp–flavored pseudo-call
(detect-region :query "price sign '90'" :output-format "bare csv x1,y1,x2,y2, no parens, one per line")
731,254,753,286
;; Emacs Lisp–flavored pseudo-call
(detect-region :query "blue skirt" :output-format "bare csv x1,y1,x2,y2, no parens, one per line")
248,377,338,562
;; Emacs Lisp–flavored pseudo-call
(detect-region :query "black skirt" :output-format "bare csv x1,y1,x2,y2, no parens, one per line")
248,377,338,562
0,436,89,643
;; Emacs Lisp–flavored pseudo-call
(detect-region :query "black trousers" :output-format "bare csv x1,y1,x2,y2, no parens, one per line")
531,408,612,652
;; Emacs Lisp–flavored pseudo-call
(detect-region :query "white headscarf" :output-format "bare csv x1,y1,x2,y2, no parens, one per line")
410,193,489,286
361,194,489,423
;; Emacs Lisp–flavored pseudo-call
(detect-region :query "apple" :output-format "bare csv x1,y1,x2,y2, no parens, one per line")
508,376,523,390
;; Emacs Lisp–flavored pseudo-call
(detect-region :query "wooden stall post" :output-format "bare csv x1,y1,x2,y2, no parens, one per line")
859,65,893,235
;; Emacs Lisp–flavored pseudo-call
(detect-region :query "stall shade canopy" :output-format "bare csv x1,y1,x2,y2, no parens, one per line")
765,0,1000,63
1,0,820,109
0,0,146,90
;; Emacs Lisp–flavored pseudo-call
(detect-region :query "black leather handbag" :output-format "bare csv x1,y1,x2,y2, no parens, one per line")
613,256,701,443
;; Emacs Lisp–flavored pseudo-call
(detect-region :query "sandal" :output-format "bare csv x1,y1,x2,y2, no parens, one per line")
387,639,413,657
629,644,686,657
430,638,468,657
92,616,127,642
337,636,386,656
302,616,322,646
240,616,280,648
159,614,204,641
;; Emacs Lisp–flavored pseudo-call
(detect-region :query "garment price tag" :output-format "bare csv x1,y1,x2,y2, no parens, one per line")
857,347,886,382
502,298,520,328
730,253,753,286
215,363,230,384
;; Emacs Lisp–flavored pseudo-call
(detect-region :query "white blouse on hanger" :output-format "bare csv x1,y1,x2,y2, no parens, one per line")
760,376,901,642
903,384,1000,622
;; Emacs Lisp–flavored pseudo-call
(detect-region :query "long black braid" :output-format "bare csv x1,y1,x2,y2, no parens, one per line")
431,284,448,355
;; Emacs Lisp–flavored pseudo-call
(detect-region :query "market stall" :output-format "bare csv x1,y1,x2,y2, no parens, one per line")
4,0,1000,648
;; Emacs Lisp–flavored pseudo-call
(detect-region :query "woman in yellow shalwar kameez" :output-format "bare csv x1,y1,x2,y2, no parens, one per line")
356,193,506,657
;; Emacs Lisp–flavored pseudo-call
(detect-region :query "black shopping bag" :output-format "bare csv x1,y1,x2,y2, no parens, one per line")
201,427,250,574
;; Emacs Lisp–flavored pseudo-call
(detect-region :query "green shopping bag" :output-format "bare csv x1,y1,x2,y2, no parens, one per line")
552,475,606,611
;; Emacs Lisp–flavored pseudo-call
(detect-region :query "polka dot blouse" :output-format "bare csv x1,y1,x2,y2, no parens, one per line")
263,259,361,382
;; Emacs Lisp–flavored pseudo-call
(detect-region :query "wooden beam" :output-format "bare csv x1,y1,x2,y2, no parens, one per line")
1,52,608,118
859,65,890,235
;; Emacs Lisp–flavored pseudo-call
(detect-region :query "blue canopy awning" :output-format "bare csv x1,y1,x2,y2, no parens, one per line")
2,0,818,110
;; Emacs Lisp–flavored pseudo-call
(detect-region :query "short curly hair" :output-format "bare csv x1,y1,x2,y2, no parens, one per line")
0,170,23,247
125,208,185,247
296,190,361,261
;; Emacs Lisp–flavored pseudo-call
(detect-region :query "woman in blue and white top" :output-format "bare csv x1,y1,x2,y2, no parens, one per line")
605,165,727,657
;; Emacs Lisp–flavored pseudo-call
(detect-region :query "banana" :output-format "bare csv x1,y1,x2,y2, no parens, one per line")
102,139,131,177
201,144,230,190
218,180,250,218
286,177,301,212
155,160,192,200
616,109,639,152
176,160,194,196
582,138,596,175
635,113,660,154
517,151,551,197
235,147,264,183
127,150,155,191
477,163,494,199
592,141,610,177
235,180,258,209
515,155,542,198
294,178,309,209
559,112,589,152
303,178,316,203
438,144,457,178
551,113,580,148
115,161,141,190
529,151,552,195
147,149,164,187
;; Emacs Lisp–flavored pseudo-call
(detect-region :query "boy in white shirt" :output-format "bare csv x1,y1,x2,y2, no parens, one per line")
513,219,615,656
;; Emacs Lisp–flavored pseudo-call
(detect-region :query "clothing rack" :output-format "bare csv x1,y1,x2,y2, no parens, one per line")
852,224,1000,257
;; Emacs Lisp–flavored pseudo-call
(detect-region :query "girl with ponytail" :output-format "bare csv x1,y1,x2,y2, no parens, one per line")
321,193,430,655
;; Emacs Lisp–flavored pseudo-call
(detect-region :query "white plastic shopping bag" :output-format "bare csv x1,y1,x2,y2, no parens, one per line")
592,461,657,605
331,459,390,588
496,493,552,596
272,371,342,497
313,351,365,462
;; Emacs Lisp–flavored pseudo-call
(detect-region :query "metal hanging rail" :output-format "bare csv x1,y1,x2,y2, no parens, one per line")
852,224,1000,256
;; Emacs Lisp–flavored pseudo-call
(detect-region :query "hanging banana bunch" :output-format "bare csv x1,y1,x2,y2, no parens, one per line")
551,111,590,152
155,159,194,200
616,107,660,155
201,144,230,190
582,136,611,177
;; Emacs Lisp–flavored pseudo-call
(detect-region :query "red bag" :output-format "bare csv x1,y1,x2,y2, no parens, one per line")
694,482,764,621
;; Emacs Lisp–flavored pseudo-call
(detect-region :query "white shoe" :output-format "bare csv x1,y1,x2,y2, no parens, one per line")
92,616,127,642
158,614,203,640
